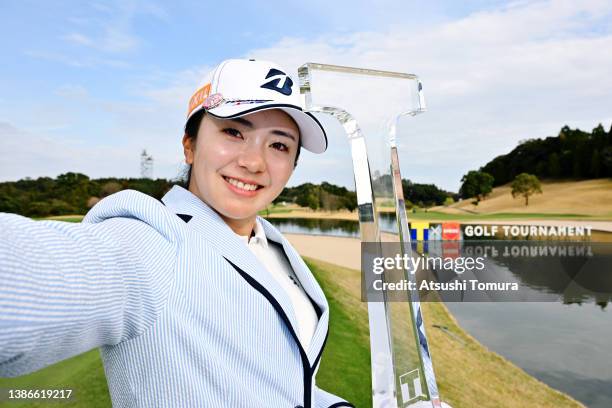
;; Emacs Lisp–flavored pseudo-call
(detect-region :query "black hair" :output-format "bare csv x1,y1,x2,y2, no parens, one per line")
182,110,302,187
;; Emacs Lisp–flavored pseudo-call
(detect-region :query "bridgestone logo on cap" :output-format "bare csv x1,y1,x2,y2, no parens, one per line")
260,69,293,96
187,83,211,117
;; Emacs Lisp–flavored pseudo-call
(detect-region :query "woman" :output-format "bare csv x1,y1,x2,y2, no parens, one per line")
0,59,353,408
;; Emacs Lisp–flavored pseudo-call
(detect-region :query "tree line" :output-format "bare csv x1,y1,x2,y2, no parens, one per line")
459,123,612,201
481,123,612,187
0,174,456,217
274,182,358,212
0,173,174,217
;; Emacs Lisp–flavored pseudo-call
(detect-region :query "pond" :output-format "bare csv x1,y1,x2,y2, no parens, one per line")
268,212,398,237
267,216,612,408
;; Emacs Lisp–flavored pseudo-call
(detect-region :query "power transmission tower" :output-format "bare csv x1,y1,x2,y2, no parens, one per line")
140,149,154,179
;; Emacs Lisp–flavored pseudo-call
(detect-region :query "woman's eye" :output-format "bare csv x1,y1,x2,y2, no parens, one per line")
271,142,289,152
222,128,242,138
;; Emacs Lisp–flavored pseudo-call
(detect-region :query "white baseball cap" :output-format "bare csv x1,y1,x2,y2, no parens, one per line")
185,59,327,153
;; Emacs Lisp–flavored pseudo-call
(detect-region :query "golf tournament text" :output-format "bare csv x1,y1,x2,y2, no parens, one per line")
463,224,593,237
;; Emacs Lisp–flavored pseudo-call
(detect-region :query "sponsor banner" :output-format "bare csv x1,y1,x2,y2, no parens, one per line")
406,222,592,242
429,225,442,241
442,222,461,241
410,222,430,241
407,222,462,242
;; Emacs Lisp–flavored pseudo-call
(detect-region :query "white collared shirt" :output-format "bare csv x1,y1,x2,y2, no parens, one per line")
236,219,319,350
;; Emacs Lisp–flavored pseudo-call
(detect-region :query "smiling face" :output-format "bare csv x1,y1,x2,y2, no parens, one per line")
182,109,299,235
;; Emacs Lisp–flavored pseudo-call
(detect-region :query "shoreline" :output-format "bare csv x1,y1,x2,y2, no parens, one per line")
268,211,612,232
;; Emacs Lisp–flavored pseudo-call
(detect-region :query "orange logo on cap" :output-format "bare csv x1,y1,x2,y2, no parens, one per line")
187,83,211,117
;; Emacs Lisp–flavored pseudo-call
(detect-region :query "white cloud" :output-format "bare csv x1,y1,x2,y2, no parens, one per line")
59,0,167,54
244,0,612,190
0,122,142,181
55,85,90,99
62,32,94,47
7,0,612,192
24,50,131,69
99,26,140,53
61,29,140,53
23,50,91,68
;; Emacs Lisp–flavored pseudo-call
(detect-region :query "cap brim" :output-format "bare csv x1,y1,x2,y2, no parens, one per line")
206,102,327,154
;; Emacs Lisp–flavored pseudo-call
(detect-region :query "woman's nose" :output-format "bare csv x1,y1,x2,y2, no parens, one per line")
237,142,266,173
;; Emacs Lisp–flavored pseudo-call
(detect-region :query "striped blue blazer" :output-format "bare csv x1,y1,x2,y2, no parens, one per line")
0,185,353,408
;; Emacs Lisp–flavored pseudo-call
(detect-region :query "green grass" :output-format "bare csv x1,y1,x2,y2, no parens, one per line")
257,207,294,216
36,216,84,223
306,259,373,406
0,349,110,407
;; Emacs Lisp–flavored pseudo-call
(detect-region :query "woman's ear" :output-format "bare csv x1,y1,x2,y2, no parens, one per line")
182,134,194,165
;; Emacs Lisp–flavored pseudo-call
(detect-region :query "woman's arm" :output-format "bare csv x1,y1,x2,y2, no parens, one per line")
0,212,177,377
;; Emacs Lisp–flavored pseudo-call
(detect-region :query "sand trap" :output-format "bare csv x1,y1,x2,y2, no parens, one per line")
285,233,361,270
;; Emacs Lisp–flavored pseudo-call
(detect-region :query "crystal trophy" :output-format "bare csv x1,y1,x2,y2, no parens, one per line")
298,63,443,408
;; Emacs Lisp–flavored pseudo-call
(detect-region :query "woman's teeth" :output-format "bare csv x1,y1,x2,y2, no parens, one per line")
224,176,260,191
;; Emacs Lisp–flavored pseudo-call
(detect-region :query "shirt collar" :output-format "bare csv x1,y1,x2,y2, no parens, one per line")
236,218,268,249
162,186,270,249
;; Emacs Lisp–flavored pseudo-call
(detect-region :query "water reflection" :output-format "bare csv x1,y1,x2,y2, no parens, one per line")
268,217,360,237
269,212,397,237
445,302,612,408
424,241,612,306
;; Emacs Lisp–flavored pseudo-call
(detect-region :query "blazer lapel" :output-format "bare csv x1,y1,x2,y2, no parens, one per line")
259,218,330,368
161,186,301,340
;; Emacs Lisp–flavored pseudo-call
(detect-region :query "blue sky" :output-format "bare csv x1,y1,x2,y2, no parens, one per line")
1,0,611,191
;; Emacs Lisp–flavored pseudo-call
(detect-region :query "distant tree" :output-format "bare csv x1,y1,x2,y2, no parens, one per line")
592,123,606,137
547,152,561,178
295,193,310,208
55,172,92,214
479,124,612,184
459,170,494,203
341,191,357,212
319,190,341,211
296,186,320,210
306,193,319,211
401,179,454,207
590,150,601,178
602,146,612,177
279,182,361,212
87,197,101,208
535,160,547,177
443,196,455,206
48,199,76,215
27,201,53,217
101,181,122,197
511,173,542,206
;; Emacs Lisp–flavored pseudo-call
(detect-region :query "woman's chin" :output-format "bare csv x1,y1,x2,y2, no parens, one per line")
216,205,261,223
